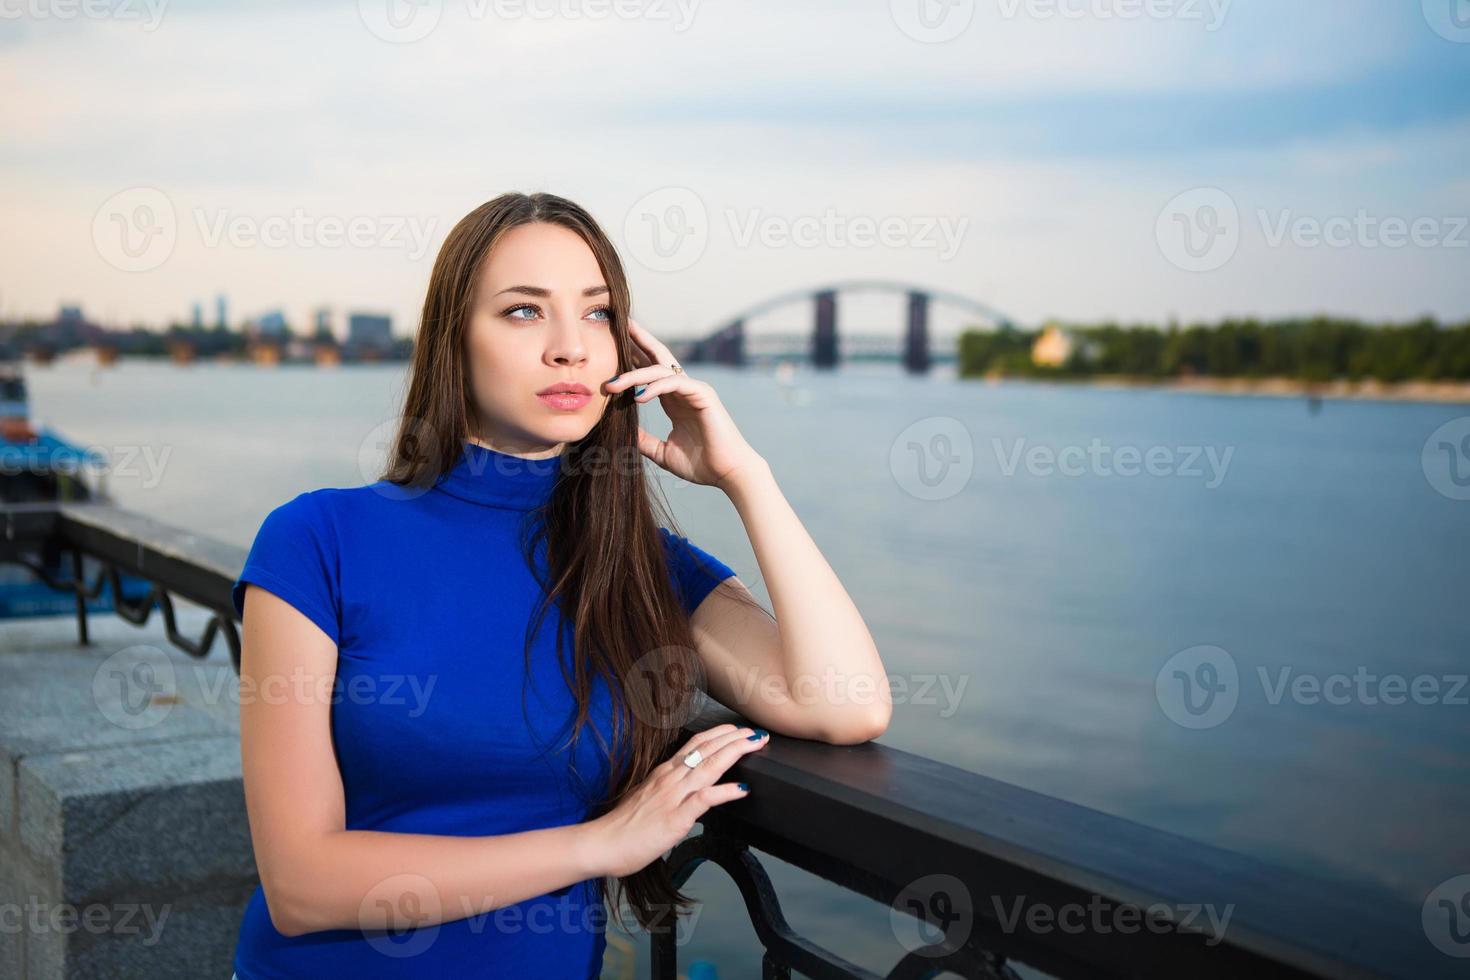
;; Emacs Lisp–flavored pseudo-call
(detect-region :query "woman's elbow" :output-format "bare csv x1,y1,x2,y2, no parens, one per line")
263,881,312,937
261,866,324,938
821,705,891,745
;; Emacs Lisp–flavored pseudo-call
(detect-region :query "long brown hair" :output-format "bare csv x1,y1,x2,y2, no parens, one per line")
381,191,734,935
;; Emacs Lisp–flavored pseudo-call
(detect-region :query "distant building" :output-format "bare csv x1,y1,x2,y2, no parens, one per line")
1031,323,1075,368
191,302,203,329
44,306,103,351
216,294,228,330
348,313,392,349
313,307,333,338
254,310,288,336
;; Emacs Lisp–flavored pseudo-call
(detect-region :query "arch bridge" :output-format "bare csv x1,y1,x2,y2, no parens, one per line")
679,280,1017,373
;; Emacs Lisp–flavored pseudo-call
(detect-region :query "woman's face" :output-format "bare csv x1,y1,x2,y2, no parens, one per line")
464,221,619,457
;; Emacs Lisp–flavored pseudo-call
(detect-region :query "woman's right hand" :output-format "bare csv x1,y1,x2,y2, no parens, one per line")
581,724,769,879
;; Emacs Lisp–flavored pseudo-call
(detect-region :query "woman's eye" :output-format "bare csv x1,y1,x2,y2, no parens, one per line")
588,306,611,322
504,304,539,321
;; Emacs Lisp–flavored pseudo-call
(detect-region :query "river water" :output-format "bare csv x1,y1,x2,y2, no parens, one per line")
27,358,1470,977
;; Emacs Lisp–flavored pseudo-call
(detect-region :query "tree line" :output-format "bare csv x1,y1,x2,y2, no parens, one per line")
958,317,1470,383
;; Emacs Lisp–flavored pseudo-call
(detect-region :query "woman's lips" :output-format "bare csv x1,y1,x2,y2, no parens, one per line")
537,392,591,410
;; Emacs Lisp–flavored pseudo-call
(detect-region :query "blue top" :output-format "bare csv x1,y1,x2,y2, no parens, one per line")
229,439,737,980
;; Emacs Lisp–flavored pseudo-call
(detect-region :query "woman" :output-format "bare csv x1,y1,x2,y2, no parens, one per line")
230,191,890,979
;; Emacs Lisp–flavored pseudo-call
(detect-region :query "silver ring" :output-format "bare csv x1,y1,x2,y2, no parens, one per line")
682,748,702,769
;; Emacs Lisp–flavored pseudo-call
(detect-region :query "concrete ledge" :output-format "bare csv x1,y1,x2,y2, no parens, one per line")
0,606,255,979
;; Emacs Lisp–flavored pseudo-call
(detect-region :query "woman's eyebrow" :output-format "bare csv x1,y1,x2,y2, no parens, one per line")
494,284,610,298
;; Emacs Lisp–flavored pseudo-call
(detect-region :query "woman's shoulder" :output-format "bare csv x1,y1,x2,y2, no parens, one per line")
253,481,396,540
275,478,425,516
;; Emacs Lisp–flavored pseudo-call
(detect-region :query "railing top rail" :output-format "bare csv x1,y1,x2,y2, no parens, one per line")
682,703,1444,979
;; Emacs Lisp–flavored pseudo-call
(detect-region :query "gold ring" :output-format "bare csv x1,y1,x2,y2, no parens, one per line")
670,363,683,374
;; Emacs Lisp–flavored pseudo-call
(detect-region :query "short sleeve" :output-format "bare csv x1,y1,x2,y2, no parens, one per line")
232,491,342,645
659,526,736,616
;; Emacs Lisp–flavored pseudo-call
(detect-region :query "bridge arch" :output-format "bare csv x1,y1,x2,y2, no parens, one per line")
685,280,1018,372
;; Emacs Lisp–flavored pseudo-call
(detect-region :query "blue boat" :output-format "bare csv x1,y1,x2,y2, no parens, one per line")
0,358,155,618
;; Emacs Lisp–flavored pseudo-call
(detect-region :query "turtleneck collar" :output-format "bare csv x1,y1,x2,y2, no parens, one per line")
431,439,564,511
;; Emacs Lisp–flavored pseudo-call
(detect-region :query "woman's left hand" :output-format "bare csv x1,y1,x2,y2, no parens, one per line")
603,318,766,491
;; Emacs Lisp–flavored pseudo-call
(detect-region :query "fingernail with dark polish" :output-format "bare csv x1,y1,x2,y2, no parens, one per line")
634,385,647,396
747,729,767,741
737,782,749,792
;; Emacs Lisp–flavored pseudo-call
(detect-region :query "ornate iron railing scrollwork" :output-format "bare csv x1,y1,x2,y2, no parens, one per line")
654,824,1023,980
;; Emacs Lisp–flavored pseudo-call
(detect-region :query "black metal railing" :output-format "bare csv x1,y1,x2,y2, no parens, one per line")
1,500,243,670
1,501,1453,980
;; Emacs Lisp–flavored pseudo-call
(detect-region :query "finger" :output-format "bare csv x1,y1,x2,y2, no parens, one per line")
683,726,761,769
676,780,751,825
666,725,754,773
632,374,701,404
625,339,655,371
604,364,675,392
628,318,678,367
636,427,666,467
671,724,738,762
680,728,768,783
620,316,656,370
625,317,657,366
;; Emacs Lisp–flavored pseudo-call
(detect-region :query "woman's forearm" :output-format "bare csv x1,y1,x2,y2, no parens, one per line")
718,459,892,738
268,819,606,937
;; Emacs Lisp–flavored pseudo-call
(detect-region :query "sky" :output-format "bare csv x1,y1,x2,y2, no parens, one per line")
2,0,1468,341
